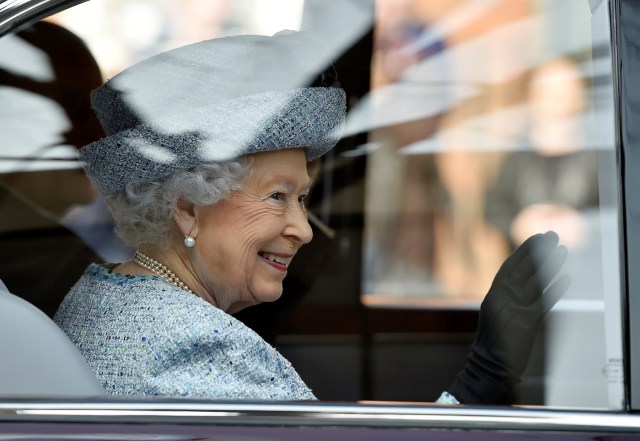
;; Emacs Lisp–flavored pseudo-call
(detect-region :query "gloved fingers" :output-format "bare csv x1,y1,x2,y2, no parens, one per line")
532,244,568,289
481,232,559,324
520,244,568,304
510,231,560,287
537,273,571,316
498,232,548,275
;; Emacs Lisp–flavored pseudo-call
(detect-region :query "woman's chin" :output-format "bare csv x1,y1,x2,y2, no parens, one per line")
255,284,285,304
228,288,283,314
258,289,284,304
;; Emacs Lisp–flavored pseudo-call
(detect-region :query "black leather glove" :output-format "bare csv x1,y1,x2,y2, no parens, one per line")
448,231,570,404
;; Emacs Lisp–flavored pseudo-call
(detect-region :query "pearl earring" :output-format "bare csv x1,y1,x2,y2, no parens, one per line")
184,235,196,248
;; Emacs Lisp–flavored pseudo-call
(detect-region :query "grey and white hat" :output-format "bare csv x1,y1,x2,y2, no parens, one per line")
80,31,346,195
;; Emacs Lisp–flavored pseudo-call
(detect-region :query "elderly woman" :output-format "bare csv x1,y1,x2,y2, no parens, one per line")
54,31,568,403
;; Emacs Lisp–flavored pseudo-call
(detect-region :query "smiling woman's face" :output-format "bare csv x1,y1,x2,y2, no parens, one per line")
191,148,313,313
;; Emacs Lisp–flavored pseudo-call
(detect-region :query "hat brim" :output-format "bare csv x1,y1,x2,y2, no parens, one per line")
80,87,345,195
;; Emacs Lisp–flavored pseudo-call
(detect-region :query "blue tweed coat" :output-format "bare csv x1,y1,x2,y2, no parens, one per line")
54,264,315,400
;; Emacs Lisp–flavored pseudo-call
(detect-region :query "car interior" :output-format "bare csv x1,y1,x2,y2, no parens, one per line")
0,278,104,397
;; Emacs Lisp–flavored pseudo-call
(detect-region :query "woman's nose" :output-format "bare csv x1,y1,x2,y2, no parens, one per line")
285,204,313,245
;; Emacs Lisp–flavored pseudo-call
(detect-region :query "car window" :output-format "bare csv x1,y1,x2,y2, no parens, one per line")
360,0,622,409
0,0,624,411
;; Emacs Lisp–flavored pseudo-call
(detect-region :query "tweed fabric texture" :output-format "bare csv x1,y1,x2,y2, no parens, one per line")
54,264,315,400
80,31,346,195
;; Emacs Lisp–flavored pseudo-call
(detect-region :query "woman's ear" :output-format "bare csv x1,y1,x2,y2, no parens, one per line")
174,197,198,238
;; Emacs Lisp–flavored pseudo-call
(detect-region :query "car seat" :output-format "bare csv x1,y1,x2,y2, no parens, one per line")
0,279,105,397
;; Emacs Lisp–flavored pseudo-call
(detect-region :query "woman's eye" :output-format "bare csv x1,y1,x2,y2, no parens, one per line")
298,194,308,208
269,192,284,201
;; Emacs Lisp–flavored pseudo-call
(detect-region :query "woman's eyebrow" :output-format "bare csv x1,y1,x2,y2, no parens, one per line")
261,176,312,192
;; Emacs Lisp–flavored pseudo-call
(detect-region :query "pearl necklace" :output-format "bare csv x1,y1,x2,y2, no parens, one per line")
133,250,193,294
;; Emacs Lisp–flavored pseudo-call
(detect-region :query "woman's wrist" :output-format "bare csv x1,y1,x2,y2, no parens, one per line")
435,390,460,405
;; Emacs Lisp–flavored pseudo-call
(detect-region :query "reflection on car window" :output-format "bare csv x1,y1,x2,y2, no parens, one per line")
0,21,110,317
0,0,623,410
